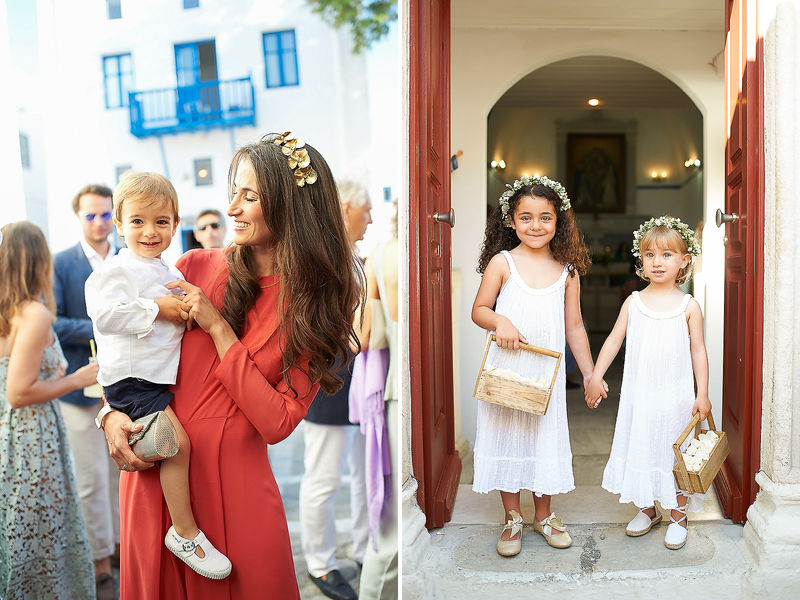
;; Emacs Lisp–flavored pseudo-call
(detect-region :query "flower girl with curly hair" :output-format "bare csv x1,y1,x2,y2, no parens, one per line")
472,176,600,557
585,216,710,550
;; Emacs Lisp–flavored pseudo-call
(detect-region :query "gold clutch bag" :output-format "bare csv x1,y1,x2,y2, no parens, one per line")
128,411,179,461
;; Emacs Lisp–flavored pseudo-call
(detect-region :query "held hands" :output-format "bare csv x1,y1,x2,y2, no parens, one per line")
155,295,191,326
165,280,224,334
584,375,609,409
70,361,100,390
692,395,712,420
103,410,154,472
494,316,528,351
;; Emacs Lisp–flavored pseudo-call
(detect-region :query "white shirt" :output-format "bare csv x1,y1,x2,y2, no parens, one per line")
80,237,116,271
85,248,186,387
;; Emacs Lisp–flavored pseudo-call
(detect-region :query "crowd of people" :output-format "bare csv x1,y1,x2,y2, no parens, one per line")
0,133,399,600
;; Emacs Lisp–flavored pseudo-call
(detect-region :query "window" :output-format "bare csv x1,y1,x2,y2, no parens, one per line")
115,165,132,184
19,133,30,170
194,158,212,186
103,53,134,109
183,0,199,8
263,30,299,88
107,0,121,19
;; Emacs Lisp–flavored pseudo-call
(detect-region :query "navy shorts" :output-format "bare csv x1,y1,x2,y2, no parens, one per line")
104,378,173,421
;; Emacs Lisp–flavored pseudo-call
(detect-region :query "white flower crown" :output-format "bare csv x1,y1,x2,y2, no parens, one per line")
632,216,701,258
498,175,571,228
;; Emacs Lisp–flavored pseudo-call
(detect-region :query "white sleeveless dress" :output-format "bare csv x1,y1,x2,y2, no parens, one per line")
601,291,702,511
473,251,574,496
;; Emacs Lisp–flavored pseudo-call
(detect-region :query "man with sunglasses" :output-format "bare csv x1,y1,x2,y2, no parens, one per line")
53,184,119,600
193,208,227,249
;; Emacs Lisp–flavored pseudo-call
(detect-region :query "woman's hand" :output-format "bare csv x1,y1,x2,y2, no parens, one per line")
494,316,528,351
165,280,224,333
103,410,154,471
69,361,100,390
692,395,712,421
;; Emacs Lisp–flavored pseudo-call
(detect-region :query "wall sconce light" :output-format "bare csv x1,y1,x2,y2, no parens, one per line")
650,170,668,182
684,158,702,169
489,159,506,170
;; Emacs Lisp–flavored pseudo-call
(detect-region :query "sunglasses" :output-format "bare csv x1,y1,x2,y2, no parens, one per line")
79,211,113,222
197,222,222,231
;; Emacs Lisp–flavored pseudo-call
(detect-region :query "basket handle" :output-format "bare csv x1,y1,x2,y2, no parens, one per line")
489,334,562,358
675,412,701,447
673,443,692,492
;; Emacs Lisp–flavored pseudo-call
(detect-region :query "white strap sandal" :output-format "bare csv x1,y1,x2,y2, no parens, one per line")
496,510,523,557
664,503,688,549
164,526,233,579
626,507,662,537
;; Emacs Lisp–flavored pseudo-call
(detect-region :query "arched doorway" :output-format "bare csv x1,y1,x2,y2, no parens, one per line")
486,56,705,337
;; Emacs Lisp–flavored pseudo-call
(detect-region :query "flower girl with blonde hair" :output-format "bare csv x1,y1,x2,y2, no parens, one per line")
586,216,710,550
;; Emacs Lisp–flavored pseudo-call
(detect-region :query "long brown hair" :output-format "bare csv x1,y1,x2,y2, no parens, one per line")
0,221,55,336
477,184,591,277
222,134,364,394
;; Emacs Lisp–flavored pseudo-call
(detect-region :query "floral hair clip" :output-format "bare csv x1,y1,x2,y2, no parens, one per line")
632,216,701,258
498,175,571,228
272,132,318,187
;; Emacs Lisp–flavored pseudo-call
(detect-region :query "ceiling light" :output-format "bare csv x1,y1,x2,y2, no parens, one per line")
587,98,600,107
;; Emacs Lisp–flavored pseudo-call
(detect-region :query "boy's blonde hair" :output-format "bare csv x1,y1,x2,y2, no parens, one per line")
636,226,694,285
113,172,179,222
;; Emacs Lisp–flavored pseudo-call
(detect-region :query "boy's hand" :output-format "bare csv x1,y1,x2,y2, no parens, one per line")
692,395,712,421
495,316,528,351
155,295,190,326
584,376,607,409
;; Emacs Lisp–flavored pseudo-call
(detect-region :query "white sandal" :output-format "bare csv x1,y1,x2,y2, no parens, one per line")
664,503,688,549
496,510,523,557
626,507,662,537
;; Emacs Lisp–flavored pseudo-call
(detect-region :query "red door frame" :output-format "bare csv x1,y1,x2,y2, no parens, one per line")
409,0,462,529
714,0,764,523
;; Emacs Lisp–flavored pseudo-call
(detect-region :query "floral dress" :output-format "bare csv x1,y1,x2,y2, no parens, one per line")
0,334,95,599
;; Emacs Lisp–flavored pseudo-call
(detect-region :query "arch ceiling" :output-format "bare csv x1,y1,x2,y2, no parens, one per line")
494,56,698,110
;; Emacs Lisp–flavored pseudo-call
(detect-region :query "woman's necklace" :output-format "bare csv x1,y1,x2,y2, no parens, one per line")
261,280,279,289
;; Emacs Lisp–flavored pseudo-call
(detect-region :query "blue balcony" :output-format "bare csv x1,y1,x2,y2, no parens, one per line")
129,77,255,138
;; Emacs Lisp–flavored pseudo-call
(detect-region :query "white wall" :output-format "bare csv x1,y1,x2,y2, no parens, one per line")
451,28,725,445
0,0,26,225
29,0,397,261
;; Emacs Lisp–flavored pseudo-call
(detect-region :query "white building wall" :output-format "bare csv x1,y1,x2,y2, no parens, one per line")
33,0,397,260
450,28,725,446
0,0,26,224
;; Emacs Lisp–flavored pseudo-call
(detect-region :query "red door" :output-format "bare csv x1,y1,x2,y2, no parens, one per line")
714,0,764,523
409,0,461,529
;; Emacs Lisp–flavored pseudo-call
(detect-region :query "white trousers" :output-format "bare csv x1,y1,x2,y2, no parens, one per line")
300,421,368,577
59,399,120,561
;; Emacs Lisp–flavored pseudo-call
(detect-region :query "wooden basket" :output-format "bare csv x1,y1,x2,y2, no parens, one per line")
672,412,729,494
472,334,562,416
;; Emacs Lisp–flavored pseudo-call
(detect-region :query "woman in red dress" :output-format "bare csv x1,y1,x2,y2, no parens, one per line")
102,133,362,599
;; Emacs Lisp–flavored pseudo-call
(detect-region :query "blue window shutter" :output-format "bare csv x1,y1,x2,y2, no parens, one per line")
107,0,121,20
102,53,133,109
263,29,299,88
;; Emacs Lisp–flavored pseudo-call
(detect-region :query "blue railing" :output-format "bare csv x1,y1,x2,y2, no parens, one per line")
129,77,256,138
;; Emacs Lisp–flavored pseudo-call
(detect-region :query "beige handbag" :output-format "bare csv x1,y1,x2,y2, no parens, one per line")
128,411,179,461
